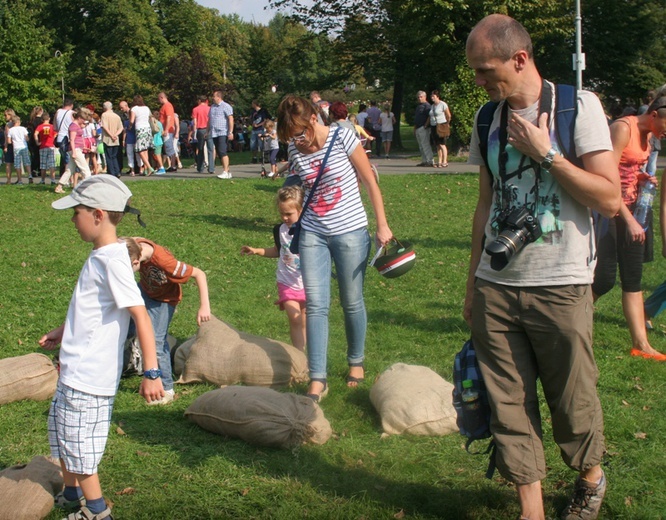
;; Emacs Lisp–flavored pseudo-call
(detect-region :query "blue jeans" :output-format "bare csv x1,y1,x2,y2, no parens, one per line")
299,227,371,380
104,145,120,177
139,287,176,390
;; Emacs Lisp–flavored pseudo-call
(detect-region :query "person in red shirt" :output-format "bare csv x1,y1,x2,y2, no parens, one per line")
191,95,212,174
34,112,57,184
122,236,211,405
158,92,178,172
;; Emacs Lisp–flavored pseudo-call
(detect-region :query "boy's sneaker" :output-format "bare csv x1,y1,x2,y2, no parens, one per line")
561,471,606,520
54,491,85,512
62,506,113,520
147,389,175,406
155,167,166,175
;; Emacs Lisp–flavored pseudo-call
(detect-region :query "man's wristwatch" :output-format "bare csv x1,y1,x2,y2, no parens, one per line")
540,147,558,171
143,368,162,380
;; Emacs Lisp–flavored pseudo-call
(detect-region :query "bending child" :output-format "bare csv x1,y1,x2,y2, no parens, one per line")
40,175,164,520
241,186,306,351
122,236,211,405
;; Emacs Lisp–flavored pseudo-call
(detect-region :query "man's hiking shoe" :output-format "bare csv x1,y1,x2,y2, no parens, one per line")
62,506,113,520
54,491,85,512
561,471,606,520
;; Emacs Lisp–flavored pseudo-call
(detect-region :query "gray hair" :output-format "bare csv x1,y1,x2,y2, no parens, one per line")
103,101,112,110
417,91,426,97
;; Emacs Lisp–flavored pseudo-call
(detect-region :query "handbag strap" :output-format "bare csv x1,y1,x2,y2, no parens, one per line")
295,126,341,225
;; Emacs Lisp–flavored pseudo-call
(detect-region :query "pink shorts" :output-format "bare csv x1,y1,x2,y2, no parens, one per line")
275,282,306,310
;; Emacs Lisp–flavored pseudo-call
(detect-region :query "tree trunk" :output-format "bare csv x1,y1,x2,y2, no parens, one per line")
391,57,405,150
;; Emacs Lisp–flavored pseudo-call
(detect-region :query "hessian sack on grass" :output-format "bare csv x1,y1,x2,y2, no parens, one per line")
172,336,196,377
0,353,58,406
369,363,458,436
185,386,332,448
178,315,308,388
0,455,63,520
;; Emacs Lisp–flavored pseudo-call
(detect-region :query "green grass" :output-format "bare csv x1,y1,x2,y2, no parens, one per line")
1,174,665,519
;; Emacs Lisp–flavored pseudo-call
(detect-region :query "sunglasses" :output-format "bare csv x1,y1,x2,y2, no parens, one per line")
290,129,308,143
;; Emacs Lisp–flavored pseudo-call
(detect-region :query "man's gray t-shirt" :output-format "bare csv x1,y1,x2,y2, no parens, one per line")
468,84,612,286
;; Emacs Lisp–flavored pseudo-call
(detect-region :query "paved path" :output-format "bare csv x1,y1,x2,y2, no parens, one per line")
5,154,665,184
120,154,479,182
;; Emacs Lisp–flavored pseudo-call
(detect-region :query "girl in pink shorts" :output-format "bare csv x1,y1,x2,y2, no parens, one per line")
241,186,306,351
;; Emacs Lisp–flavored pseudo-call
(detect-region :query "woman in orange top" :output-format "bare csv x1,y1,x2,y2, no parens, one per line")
593,96,666,361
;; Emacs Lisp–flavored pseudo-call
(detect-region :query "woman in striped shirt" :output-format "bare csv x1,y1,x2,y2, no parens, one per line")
277,95,393,402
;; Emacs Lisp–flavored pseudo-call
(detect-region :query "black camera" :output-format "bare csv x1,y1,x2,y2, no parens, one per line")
485,207,542,271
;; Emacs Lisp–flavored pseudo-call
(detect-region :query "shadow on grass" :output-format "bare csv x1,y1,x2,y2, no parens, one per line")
367,308,467,334
169,213,272,232
410,236,471,251
113,408,512,519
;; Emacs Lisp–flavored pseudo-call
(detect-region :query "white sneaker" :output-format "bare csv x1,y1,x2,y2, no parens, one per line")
267,172,275,178
216,171,232,179
147,389,175,406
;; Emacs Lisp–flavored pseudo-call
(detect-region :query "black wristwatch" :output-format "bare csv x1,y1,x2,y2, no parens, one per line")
540,147,558,171
143,368,162,380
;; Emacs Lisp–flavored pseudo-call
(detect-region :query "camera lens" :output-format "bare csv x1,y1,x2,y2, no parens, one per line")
485,228,528,271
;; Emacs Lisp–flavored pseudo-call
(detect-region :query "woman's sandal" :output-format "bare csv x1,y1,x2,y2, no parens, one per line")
346,363,365,387
306,379,328,403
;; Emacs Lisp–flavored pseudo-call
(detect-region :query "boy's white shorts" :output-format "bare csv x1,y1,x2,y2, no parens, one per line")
48,382,114,475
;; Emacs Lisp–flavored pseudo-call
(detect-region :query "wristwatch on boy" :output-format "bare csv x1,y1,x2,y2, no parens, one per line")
143,368,162,380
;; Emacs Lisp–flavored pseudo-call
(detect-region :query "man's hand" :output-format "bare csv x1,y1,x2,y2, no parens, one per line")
507,112,551,163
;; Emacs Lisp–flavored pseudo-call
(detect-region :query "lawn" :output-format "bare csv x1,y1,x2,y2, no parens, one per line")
1,173,665,519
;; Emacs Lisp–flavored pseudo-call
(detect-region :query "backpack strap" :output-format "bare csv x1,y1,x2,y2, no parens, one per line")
476,101,499,174
555,84,582,167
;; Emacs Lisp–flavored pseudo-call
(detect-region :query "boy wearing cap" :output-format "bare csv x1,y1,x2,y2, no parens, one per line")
40,175,164,520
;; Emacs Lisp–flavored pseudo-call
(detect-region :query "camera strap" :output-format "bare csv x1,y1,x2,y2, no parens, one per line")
497,79,553,213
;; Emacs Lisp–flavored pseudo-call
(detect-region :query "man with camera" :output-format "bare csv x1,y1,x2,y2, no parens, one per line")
463,14,620,520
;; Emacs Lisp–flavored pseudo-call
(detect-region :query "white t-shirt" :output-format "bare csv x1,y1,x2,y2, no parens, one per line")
276,223,303,290
380,112,394,132
55,108,73,141
429,101,448,125
131,105,151,130
7,126,28,150
288,126,368,236
58,242,145,396
468,84,613,286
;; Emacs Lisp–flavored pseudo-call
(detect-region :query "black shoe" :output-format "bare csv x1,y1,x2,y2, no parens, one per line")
166,167,178,172
252,157,258,164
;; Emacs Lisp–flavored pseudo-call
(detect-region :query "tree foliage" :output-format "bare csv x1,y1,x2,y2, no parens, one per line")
0,0,63,113
0,0,663,134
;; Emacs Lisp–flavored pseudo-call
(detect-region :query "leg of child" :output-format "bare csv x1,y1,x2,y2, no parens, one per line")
283,300,306,352
50,167,56,183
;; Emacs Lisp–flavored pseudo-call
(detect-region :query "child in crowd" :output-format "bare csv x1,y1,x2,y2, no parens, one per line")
349,114,375,144
263,120,280,178
7,115,30,184
240,186,306,351
40,175,164,520
34,112,57,184
122,236,211,404
151,111,165,174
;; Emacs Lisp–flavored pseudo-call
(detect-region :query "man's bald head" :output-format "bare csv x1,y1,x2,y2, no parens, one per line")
467,14,533,62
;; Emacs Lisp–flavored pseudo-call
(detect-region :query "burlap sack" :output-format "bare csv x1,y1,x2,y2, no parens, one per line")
185,386,332,448
178,315,308,388
370,363,458,436
0,354,58,406
172,336,196,377
0,455,63,520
